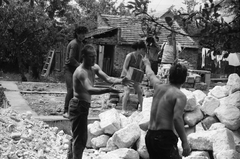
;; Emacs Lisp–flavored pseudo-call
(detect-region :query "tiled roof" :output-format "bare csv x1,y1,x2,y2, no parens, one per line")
85,27,118,38
99,14,198,48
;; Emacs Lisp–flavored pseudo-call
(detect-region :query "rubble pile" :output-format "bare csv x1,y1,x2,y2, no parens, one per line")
0,108,71,159
84,73,240,159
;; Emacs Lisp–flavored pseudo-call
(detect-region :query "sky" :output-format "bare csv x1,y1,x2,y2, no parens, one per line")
120,0,188,16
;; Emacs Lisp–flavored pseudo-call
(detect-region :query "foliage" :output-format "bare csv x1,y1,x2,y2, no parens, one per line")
76,0,131,30
126,0,240,53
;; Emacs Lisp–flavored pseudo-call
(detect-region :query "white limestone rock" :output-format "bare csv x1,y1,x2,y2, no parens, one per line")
208,122,226,131
183,151,210,159
128,111,144,124
201,96,220,116
192,90,206,105
106,137,118,151
89,121,104,136
99,108,121,134
112,123,141,148
86,124,97,148
212,128,236,155
142,97,153,112
184,106,204,127
208,85,229,99
136,130,149,159
119,113,130,128
91,134,110,149
181,88,198,112
195,122,205,132
214,150,240,159
227,73,240,94
97,148,139,159
219,91,240,109
214,106,240,130
187,130,217,150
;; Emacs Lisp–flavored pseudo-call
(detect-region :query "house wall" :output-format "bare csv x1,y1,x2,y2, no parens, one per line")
112,44,134,77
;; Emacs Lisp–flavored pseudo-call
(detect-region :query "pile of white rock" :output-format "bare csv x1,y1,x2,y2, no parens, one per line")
85,73,240,159
0,108,71,159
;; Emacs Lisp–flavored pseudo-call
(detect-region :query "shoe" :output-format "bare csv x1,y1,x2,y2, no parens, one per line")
63,112,69,118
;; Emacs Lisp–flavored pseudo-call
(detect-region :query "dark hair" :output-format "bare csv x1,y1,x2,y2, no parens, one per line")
80,44,96,62
74,26,88,39
136,40,147,50
169,63,187,85
132,41,138,50
146,37,154,46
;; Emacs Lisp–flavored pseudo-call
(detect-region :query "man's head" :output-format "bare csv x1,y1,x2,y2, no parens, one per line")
136,40,147,55
167,34,173,44
74,26,88,41
169,63,187,85
81,44,96,66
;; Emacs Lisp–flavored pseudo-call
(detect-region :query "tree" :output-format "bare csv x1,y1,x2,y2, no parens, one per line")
126,0,240,53
76,0,131,30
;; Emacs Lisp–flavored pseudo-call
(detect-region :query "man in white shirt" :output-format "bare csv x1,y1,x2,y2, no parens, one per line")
160,34,182,64
158,34,182,78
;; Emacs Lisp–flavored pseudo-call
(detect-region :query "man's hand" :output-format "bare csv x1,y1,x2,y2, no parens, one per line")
142,54,151,66
182,141,191,157
121,77,134,87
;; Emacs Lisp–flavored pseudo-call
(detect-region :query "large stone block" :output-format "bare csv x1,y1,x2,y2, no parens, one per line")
201,96,220,116
181,88,198,112
188,130,217,150
192,90,206,105
219,91,240,109
208,86,229,99
214,106,240,130
227,73,240,94
214,150,240,159
97,148,139,159
99,108,121,134
89,121,104,136
136,130,149,159
184,106,204,127
112,123,141,148
91,135,110,149
212,128,236,155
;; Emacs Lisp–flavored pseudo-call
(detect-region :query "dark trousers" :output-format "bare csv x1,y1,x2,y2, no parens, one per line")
150,61,158,75
63,65,76,113
145,129,181,159
67,98,90,159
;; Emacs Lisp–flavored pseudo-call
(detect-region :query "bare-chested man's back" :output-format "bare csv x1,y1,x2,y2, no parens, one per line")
149,84,186,131
142,55,191,159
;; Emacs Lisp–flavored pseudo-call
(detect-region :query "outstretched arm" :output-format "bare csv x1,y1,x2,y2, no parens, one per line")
142,55,161,89
94,64,133,87
77,69,121,95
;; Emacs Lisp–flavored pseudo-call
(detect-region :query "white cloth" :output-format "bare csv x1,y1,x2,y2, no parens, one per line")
226,53,240,66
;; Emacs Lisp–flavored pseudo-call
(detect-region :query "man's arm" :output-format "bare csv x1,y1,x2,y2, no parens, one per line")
94,64,133,86
142,55,161,88
69,44,80,68
78,70,120,95
173,93,191,157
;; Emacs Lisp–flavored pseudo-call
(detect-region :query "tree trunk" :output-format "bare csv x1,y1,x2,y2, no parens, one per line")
16,51,27,81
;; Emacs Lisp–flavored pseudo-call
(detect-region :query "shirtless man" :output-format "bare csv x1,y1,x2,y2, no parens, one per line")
67,44,133,159
141,55,191,159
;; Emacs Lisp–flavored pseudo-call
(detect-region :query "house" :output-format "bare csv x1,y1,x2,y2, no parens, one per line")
85,13,199,77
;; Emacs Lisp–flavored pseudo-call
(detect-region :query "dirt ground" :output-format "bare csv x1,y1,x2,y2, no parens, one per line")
16,82,111,117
